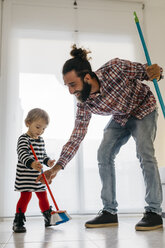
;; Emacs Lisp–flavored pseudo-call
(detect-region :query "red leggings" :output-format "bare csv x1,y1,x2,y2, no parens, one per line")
16,191,50,213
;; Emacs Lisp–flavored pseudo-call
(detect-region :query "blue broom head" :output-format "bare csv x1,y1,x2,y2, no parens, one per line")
55,211,71,225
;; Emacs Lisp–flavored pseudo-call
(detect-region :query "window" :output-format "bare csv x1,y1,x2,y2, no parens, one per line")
18,32,145,215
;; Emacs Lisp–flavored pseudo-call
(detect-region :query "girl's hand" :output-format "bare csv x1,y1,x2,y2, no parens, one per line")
31,161,43,172
47,159,55,168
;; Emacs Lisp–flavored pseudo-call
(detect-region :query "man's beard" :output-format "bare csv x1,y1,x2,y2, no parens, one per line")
76,81,92,103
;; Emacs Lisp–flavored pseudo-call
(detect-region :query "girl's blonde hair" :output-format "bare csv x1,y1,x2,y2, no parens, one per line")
25,108,50,126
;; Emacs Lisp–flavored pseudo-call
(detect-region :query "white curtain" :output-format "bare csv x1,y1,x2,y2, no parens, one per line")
0,0,145,217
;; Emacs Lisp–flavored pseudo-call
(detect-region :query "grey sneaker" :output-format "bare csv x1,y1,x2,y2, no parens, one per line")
85,210,118,228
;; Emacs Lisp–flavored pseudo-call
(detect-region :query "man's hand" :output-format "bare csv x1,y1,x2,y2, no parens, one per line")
36,164,62,184
146,64,161,81
31,161,43,172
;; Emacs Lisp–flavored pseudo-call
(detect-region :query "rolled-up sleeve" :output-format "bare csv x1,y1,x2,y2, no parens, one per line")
120,59,149,81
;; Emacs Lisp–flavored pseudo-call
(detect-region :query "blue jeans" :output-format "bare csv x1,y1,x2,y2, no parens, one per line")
98,110,162,215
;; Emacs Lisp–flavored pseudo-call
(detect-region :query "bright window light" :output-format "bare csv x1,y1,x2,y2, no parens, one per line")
18,33,145,214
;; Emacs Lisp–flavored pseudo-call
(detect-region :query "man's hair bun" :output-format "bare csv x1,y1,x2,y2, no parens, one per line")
70,44,91,61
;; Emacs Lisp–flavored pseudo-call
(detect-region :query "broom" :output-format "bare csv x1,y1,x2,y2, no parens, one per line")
134,11,165,118
29,142,71,225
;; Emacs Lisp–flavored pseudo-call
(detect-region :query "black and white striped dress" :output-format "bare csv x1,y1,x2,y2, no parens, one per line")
14,134,50,192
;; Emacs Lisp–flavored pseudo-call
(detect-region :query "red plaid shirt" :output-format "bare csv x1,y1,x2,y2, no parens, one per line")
57,58,159,167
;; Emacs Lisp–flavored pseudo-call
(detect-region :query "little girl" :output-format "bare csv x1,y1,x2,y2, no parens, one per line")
13,108,55,233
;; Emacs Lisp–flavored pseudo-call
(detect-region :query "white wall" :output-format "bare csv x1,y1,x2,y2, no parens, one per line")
145,0,165,167
144,0,165,213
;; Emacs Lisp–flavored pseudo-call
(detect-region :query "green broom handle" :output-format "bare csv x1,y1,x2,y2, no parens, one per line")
134,11,165,118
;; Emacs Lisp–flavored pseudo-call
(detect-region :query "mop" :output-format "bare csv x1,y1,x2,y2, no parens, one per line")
29,142,71,225
134,11,165,118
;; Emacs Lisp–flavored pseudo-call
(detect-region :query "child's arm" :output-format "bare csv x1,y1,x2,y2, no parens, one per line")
47,159,55,168
17,135,43,172
42,139,55,168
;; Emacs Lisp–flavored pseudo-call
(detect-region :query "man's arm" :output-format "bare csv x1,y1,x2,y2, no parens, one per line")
36,104,92,184
120,59,163,82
